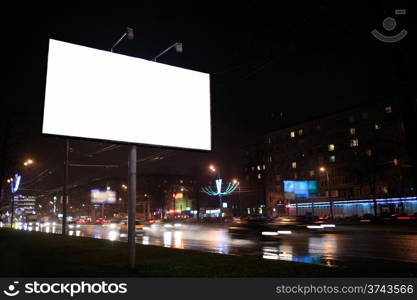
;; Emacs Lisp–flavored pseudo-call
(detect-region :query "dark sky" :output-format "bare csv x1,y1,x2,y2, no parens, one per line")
2,1,414,193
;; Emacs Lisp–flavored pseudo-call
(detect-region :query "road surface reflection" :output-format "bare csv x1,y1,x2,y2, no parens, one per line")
8,222,417,267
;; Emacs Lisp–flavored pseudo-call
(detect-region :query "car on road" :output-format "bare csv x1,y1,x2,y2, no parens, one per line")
228,217,292,240
118,219,147,234
68,220,81,229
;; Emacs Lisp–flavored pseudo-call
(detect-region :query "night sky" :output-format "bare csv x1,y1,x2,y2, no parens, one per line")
1,1,414,194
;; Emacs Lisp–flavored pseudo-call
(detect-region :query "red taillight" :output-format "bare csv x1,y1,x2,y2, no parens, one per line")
397,216,416,220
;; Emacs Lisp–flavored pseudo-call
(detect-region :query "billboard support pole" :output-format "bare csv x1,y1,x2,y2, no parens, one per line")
62,139,69,235
127,145,137,269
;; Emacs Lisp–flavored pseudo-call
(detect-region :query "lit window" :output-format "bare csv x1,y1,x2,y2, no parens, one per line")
268,156,272,163
257,165,261,171
298,129,303,135
294,173,298,179
350,128,356,135
310,170,315,176
385,105,392,113
374,123,380,130
268,137,271,144
366,149,372,157
291,162,297,169
290,131,295,138
262,164,266,170
393,158,399,166
328,144,335,151
329,155,336,162
257,173,262,179
350,139,359,147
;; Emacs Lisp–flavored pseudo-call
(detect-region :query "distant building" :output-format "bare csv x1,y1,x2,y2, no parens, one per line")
241,142,267,215
245,99,416,217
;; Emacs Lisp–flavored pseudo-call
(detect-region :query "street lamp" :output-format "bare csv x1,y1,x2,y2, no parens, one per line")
319,166,334,219
232,178,242,217
24,159,34,167
208,164,224,216
209,164,221,178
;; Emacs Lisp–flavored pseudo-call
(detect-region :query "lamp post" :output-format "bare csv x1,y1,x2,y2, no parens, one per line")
320,166,333,219
209,165,223,217
62,140,69,235
7,177,14,228
232,178,241,217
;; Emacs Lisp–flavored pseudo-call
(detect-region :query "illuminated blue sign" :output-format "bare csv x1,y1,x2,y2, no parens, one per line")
284,180,318,199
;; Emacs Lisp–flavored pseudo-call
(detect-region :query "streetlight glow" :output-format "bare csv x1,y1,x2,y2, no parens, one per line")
24,159,34,167
209,165,216,172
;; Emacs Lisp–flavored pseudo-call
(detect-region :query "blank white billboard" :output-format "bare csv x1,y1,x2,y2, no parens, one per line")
43,39,211,150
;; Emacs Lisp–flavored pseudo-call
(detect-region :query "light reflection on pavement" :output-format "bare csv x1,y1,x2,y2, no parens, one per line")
9,222,417,267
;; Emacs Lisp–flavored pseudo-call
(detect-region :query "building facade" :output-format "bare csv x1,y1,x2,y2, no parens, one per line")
246,99,416,218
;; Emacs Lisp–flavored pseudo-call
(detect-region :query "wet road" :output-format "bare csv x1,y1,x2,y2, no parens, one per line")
8,222,417,267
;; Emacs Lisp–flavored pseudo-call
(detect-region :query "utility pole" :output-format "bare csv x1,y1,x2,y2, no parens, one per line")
311,196,315,220
326,171,334,219
62,139,69,235
127,145,137,269
10,195,14,228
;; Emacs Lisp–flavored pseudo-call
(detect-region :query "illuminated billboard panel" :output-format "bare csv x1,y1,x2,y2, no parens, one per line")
91,189,116,204
283,180,318,199
43,39,211,150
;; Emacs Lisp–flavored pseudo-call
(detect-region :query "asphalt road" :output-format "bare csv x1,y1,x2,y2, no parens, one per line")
8,222,417,267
